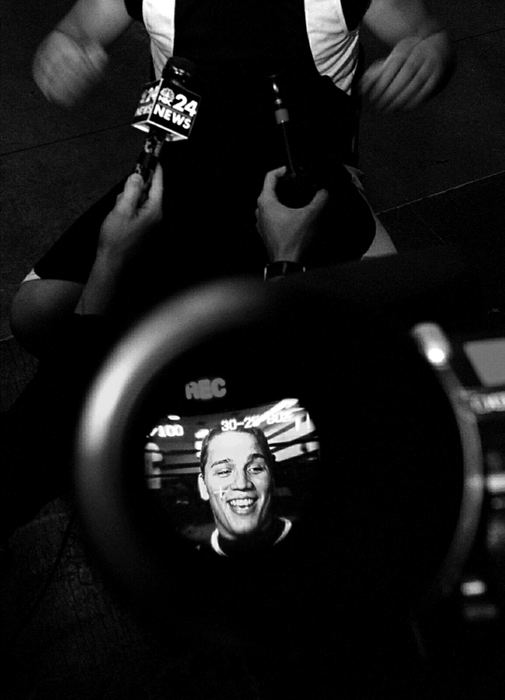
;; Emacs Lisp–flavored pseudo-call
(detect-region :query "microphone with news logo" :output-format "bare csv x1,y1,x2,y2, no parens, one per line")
132,57,201,187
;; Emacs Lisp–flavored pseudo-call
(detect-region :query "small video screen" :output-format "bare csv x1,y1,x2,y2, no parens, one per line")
464,337,505,387
144,398,319,547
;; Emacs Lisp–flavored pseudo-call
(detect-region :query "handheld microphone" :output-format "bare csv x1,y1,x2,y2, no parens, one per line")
132,57,201,186
269,74,319,208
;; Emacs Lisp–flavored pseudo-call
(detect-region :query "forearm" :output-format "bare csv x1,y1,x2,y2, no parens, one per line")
75,169,164,315
57,0,132,47
363,0,444,46
75,250,125,316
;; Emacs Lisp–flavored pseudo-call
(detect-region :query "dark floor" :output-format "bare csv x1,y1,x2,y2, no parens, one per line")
2,0,505,697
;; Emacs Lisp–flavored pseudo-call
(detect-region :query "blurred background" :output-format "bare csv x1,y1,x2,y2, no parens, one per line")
2,1,505,697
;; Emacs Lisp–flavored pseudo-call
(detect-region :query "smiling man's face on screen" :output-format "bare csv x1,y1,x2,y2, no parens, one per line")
198,430,275,541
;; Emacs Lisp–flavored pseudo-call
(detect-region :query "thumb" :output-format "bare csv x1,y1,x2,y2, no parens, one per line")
261,166,287,199
115,173,145,215
307,187,329,211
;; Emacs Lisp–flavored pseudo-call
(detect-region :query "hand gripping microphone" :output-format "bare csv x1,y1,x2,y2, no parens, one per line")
132,56,201,187
269,74,319,208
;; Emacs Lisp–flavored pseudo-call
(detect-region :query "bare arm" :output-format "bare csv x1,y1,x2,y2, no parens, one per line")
33,0,133,107
75,167,164,315
360,0,455,110
11,167,164,356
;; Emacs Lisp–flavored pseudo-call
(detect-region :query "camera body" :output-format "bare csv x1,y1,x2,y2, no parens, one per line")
413,322,505,624
74,271,505,652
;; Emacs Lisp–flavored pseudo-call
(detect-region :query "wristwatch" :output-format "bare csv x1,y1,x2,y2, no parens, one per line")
263,260,306,281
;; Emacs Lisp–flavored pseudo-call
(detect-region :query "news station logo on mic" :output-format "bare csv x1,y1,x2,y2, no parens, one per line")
132,79,201,141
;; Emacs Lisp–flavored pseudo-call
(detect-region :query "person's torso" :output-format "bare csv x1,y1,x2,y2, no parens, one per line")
130,0,364,93
119,0,377,288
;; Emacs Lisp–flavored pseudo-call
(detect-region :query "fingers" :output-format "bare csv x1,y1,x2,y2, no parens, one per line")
144,164,164,207
394,63,441,110
114,165,164,221
140,165,164,222
360,58,399,106
361,59,429,111
360,52,417,110
388,69,437,110
360,36,446,111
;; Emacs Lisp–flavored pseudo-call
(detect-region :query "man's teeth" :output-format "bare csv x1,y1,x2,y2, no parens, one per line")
229,498,254,507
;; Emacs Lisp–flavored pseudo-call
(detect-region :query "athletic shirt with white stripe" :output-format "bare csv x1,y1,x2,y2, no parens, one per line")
124,0,369,95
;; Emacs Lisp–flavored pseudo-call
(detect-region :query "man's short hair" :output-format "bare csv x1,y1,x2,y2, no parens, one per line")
199,426,275,474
